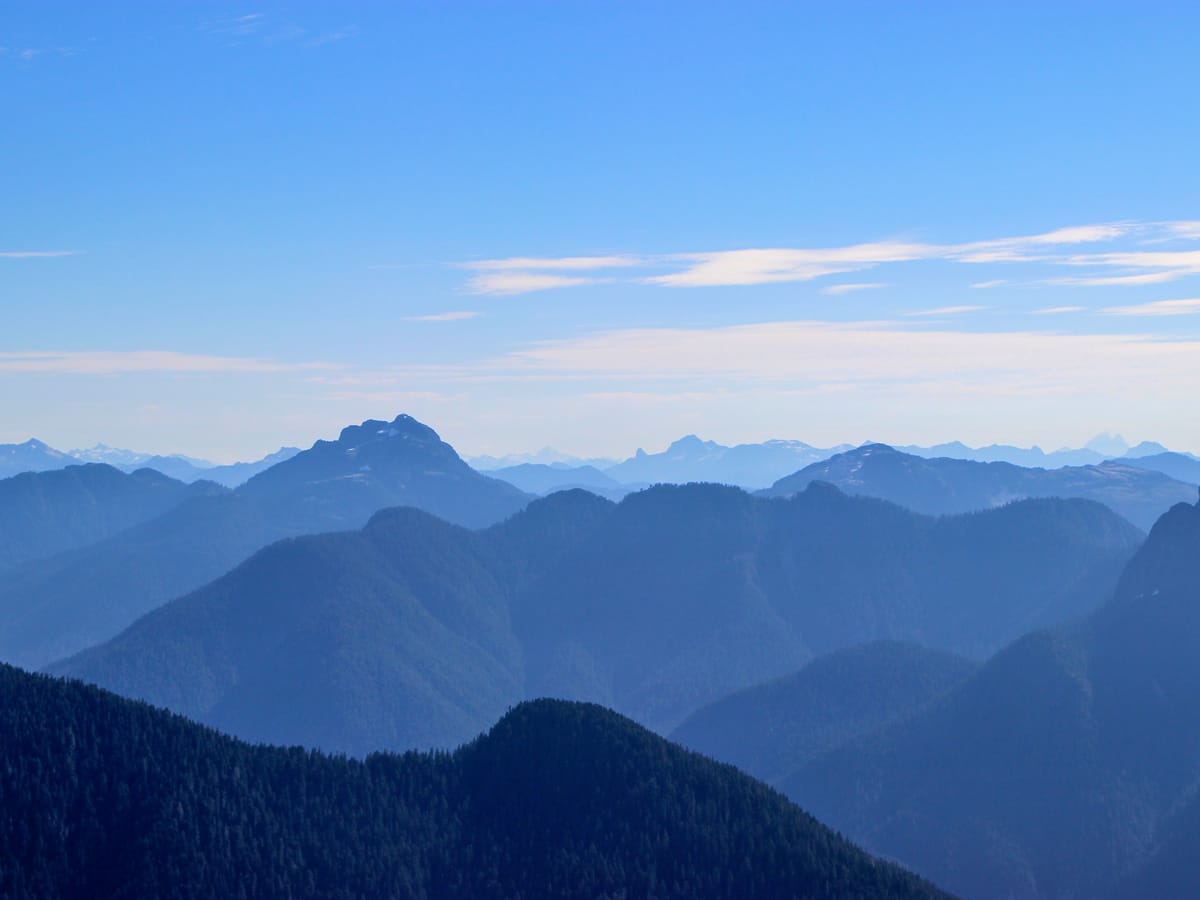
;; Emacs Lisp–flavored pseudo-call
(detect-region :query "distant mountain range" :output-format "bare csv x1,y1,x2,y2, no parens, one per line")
0,437,299,486
0,415,530,669
477,433,1200,494
53,481,1139,754
763,443,1198,530
7,430,1198,492
767,492,1200,898
0,664,947,898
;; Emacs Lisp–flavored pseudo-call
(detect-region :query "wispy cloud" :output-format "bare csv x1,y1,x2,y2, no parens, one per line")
821,282,889,296
1102,298,1200,317
456,220,1199,295
0,351,338,376
465,272,604,295
405,311,480,322
1,250,79,259
970,280,1008,289
0,46,72,62
1033,306,1087,315
904,305,988,317
202,12,355,48
472,320,1200,400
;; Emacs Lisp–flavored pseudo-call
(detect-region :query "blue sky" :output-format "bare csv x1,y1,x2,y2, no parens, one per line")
4,1,1200,460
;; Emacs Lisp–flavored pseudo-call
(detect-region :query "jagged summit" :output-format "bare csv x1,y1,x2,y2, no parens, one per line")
334,413,444,448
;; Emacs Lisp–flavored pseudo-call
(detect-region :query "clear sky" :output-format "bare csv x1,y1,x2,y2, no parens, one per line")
5,1,1200,461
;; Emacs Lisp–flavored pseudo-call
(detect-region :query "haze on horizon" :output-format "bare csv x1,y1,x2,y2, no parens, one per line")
4,2,1200,461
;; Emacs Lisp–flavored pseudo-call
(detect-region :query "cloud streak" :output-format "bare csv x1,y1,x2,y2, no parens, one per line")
1103,298,1200,317
1,250,79,259
456,220,1200,295
405,311,480,322
0,351,338,376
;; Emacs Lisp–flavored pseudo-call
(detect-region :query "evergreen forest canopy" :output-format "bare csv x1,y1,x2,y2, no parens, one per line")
0,663,947,899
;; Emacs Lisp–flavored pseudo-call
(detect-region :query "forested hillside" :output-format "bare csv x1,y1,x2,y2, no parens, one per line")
55,482,1138,753
0,664,947,899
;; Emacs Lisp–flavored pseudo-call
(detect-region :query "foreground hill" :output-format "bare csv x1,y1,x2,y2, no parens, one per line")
784,494,1200,899
0,464,218,571
56,483,1139,753
0,666,946,900
671,641,976,785
0,414,531,669
765,443,1195,530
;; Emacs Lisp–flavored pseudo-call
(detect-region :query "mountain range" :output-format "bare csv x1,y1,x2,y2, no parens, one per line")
0,464,219,572
53,481,1140,754
0,415,530,669
671,641,977,786
764,443,1198,530
0,663,947,898
768,492,1200,898
0,438,300,487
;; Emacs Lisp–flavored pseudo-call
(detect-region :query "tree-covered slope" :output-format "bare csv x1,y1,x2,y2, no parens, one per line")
56,482,1139,752
0,463,217,571
765,443,1195,530
783,496,1200,899
671,641,976,785
0,664,948,899
50,507,522,755
0,414,531,670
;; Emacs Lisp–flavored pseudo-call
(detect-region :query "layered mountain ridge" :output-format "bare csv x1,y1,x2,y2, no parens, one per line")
53,481,1140,754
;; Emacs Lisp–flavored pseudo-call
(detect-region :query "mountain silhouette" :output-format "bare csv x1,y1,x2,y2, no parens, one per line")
55,482,1139,753
765,443,1194,529
0,663,947,898
0,414,530,669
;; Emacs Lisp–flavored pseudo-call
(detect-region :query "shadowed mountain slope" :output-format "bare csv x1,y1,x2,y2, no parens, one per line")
0,665,947,899
0,464,219,571
783,495,1200,899
764,443,1195,530
671,641,976,785
0,414,531,670
55,483,1139,753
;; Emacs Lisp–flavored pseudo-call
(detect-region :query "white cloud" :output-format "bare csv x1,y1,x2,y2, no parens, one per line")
1,250,78,258
904,305,988,317
453,220,1200,295
465,255,640,271
1102,298,1200,317
477,320,1200,400
647,242,935,288
465,272,602,295
405,310,480,322
0,351,338,375
970,280,1008,289
1033,306,1087,315
821,282,889,296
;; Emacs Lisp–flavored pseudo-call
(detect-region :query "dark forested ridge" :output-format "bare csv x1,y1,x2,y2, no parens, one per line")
0,464,218,571
671,641,977,786
54,482,1139,754
783,495,1200,899
764,443,1195,530
0,664,948,899
0,415,531,670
